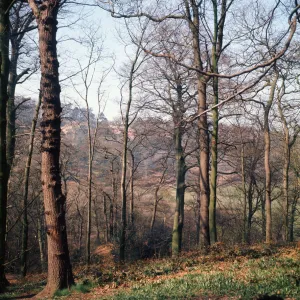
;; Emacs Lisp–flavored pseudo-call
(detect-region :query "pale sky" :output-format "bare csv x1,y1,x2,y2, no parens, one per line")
16,3,128,121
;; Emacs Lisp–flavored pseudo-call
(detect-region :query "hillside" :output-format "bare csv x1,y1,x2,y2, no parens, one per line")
1,244,299,300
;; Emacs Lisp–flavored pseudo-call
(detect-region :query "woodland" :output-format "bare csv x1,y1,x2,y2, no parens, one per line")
0,0,300,299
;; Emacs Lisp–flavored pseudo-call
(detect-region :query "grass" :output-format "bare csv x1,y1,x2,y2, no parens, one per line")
0,244,299,299
54,281,94,297
111,258,300,299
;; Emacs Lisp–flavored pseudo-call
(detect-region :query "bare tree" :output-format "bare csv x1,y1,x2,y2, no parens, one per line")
0,0,13,291
27,0,74,296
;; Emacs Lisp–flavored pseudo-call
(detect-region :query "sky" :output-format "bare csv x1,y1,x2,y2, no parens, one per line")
16,3,129,121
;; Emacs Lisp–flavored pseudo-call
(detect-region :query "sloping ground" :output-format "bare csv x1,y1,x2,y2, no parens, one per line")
1,243,299,300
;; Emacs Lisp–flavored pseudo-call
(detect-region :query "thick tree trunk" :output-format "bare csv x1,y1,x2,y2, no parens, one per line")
198,79,210,248
21,96,41,277
28,0,74,296
0,0,11,291
185,0,210,248
172,125,185,256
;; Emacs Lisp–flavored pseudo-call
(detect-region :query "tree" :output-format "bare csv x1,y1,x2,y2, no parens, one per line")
20,95,41,277
277,74,300,241
99,0,299,249
118,23,147,262
7,2,35,178
70,26,108,265
0,0,13,291
27,0,74,296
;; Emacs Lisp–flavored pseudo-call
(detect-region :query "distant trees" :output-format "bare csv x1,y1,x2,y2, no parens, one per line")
0,0,300,295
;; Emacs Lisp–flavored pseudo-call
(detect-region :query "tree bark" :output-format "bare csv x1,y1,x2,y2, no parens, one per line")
28,0,74,296
172,125,185,256
0,0,11,291
198,79,210,248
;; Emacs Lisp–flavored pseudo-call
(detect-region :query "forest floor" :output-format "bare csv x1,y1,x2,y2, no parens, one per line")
0,243,299,300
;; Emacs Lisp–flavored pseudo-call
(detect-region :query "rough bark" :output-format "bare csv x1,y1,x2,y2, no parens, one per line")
198,79,210,248
0,0,11,291
28,0,74,296
21,96,41,277
172,125,185,256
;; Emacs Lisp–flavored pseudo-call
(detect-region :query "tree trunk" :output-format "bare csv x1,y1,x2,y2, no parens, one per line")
150,187,159,233
172,125,185,256
185,0,210,248
241,144,248,243
86,106,93,265
264,72,278,244
21,95,41,277
37,200,46,272
93,197,101,246
0,0,11,291
277,94,292,242
129,151,134,227
247,178,254,244
103,194,109,243
6,46,17,178
28,0,74,296
209,0,227,245
198,79,210,248
120,47,139,261
110,160,115,240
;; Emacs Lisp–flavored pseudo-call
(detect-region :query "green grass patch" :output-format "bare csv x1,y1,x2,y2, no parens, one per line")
110,254,300,300
54,281,94,297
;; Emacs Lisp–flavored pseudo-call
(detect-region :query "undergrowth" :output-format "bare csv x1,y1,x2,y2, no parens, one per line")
0,243,299,299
